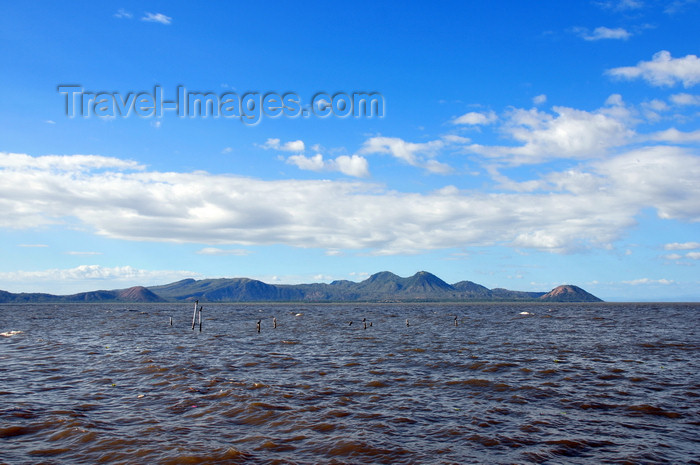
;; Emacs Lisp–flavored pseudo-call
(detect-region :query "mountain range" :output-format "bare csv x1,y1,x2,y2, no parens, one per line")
0,271,603,303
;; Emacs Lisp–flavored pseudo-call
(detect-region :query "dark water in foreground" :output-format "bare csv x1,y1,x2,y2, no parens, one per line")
1,303,698,464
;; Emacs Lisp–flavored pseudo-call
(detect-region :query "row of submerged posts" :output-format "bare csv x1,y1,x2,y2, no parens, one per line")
170,301,461,333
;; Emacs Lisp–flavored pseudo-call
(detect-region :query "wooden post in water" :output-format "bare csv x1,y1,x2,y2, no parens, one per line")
257,319,261,333
454,315,458,327
273,317,277,328
191,300,198,330
363,318,367,330
170,316,173,326
198,306,203,332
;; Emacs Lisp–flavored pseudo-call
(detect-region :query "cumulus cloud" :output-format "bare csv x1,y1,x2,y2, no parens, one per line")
606,51,700,87
0,265,197,288
2,149,699,255
287,153,325,171
670,93,700,105
358,136,455,174
333,155,371,177
286,153,370,178
260,138,305,152
452,111,497,125
648,128,700,143
577,26,632,41
141,12,172,25
261,138,370,177
589,146,700,222
0,152,143,171
465,99,634,165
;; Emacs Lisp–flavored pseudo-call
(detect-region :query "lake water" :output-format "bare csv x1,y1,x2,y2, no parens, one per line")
1,302,698,464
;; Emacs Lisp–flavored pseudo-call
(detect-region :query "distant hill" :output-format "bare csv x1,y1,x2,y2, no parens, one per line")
539,285,601,302
0,272,603,303
146,271,603,303
0,286,164,303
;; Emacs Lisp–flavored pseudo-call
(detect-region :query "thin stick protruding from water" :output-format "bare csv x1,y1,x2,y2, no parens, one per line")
191,300,198,330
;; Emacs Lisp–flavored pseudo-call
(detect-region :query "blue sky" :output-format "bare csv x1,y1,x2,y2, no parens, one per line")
1,0,699,301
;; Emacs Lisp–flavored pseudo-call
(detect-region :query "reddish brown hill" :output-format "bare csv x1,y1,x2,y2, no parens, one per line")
539,285,602,302
116,286,165,302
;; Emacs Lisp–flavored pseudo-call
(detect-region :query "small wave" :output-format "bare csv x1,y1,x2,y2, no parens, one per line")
626,404,682,418
446,378,491,388
366,380,389,388
0,425,38,438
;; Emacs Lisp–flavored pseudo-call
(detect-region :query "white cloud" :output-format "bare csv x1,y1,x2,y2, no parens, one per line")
533,94,547,105
358,136,455,174
578,26,632,41
686,251,700,259
0,152,143,172
606,51,700,87
287,153,325,171
114,9,133,19
622,278,675,285
423,159,453,175
640,99,671,121
333,155,371,177
359,137,443,164
286,153,370,178
452,111,497,125
45,120,56,125
643,99,670,112
648,128,700,143
0,265,197,289
589,146,700,222
2,150,699,255
663,253,683,260
595,0,643,11
65,251,103,255
221,147,233,154
141,12,172,25
196,247,251,256
260,138,305,153
18,244,48,248
670,93,700,105
665,0,698,14
466,100,634,165
664,242,700,250
442,134,470,144
263,138,370,177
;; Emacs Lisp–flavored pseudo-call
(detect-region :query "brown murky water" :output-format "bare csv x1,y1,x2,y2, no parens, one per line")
1,303,698,464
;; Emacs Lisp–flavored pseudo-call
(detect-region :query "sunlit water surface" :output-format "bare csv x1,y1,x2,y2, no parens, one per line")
1,303,698,464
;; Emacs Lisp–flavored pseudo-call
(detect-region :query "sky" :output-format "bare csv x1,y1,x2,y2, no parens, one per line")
1,0,699,301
